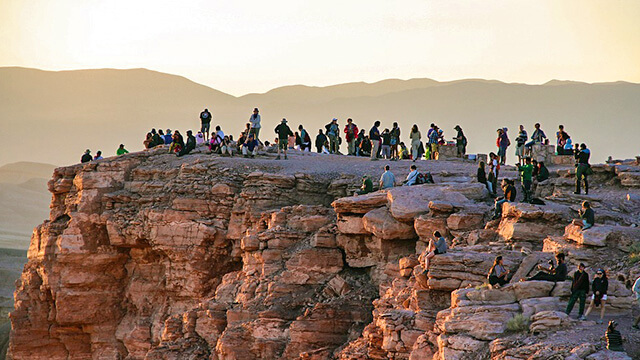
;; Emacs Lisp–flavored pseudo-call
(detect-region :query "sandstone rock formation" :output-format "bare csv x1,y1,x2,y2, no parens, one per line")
8,148,640,359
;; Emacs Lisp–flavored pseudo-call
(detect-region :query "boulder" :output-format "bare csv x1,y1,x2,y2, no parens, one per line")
446,212,485,231
331,192,388,214
362,207,417,240
336,215,367,235
511,281,554,300
387,186,467,222
586,350,632,360
529,310,570,333
414,215,448,239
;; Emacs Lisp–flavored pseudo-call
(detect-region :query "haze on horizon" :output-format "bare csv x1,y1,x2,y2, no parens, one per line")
1,0,640,96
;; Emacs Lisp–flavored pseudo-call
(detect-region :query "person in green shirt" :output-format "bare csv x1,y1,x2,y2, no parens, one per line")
356,175,373,195
517,157,534,203
116,144,129,156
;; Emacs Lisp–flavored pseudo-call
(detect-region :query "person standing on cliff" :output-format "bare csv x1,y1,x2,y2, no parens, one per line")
369,120,381,161
390,122,401,160
200,108,212,142
575,143,591,195
409,125,421,162
454,125,467,158
315,129,327,154
566,263,590,320
249,108,261,141
344,118,359,156
274,118,293,160
325,118,339,154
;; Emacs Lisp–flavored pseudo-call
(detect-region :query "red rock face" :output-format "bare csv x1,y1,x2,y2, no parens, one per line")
11,150,640,359
8,153,379,359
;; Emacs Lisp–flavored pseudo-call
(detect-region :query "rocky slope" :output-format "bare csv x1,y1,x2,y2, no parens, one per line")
7,147,640,359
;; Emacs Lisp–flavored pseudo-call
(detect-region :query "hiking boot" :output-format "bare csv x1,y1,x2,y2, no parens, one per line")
285,155,288,160
578,315,587,321
275,156,281,160
633,324,640,330
573,191,580,195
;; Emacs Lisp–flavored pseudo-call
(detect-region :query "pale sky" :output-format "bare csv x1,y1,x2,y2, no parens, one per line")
1,0,639,96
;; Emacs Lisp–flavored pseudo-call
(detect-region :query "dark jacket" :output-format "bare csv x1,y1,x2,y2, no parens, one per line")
477,168,487,184
537,165,550,182
275,123,293,140
571,270,590,292
592,277,608,294
315,133,327,149
580,208,595,225
184,135,196,152
577,149,591,165
505,184,517,202
369,126,381,141
554,262,568,281
81,153,92,163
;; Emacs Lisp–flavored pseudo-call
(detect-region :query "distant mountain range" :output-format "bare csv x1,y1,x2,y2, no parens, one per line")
1,66,639,167
0,162,53,250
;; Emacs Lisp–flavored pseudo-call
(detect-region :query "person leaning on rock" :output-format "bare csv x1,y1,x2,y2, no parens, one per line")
524,252,567,282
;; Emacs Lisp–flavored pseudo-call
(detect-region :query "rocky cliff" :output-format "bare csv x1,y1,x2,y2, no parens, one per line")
8,148,640,359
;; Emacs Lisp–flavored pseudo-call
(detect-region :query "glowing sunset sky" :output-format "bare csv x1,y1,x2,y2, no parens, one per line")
1,0,639,95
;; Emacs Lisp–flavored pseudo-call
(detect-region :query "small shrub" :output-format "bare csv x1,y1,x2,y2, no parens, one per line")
506,314,529,333
628,242,640,264
474,283,493,290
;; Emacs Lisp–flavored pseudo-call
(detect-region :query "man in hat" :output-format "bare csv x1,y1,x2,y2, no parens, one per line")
325,118,340,154
454,125,467,158
566,263,590,320
200,108,212,141
81,149,92,163
249,108,261,141
274,118,293,160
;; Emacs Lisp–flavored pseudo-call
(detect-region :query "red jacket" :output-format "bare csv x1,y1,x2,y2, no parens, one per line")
344,124,359,142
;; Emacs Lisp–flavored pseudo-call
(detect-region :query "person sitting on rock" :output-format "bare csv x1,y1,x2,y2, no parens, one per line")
164,129,173,144
196,131,205,145
81,149,92,163
93,151,103,161
177,130,196,157
488,255,510,288
487,152,500,196
566,263,590,320
242,133,259,158
379,165,396,190
356,175,373,195
143,132,154,149
169,131,184,154
577,201,595,230
492,179,516,219
584,269,608,324
536,161,549,182
399,142,409,160
423,231,447,271
606,320,624,352
116,144,129,156
477,161,488,189
517,157,534,203
633,275,640,330
359,135,372,157
525,252,568,282
220,136,233,156
404,164,420,186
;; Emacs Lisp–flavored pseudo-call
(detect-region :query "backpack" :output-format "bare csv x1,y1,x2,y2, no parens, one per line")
304,132,311,143
415,172,434,185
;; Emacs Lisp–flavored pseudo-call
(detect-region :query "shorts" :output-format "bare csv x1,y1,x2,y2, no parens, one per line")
591,294,607,301
498,146,507,157
278,140,288,150
201,122,210,135
516,145,525,157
